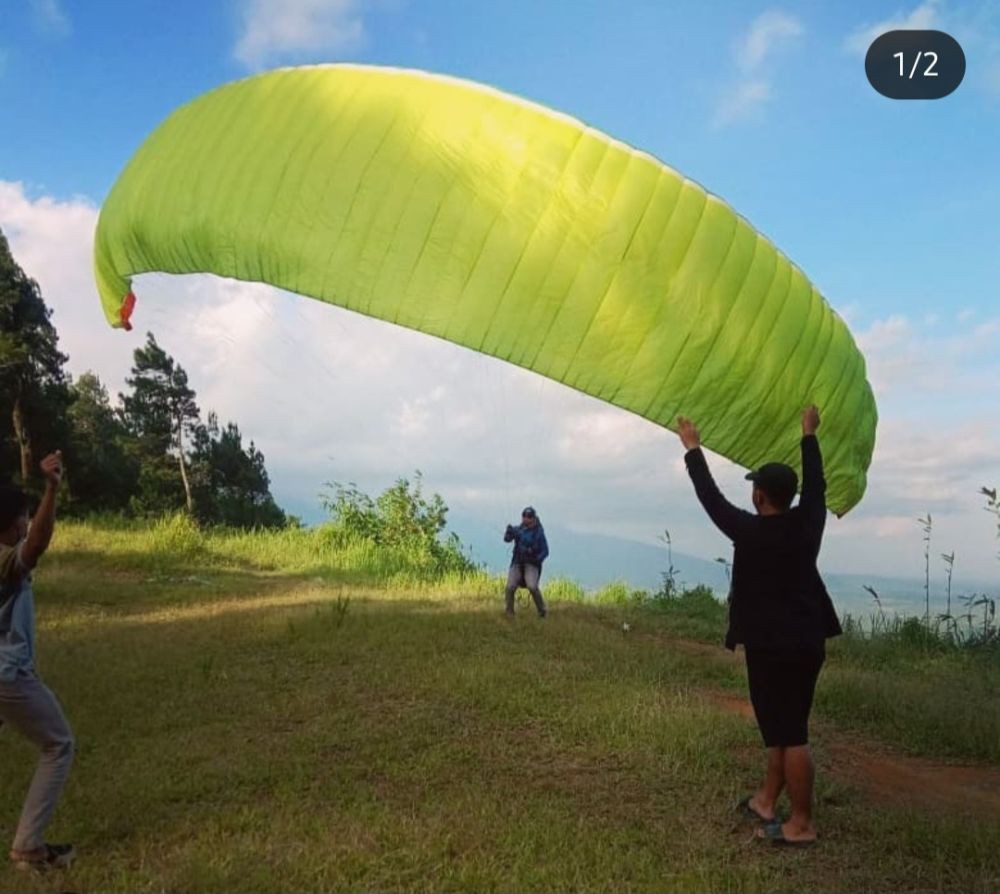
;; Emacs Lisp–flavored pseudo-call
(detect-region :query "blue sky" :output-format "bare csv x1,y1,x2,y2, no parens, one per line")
1,1,998,588
4,0,999,331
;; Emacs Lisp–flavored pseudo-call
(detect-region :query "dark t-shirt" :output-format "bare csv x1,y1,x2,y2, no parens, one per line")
685,435,842,650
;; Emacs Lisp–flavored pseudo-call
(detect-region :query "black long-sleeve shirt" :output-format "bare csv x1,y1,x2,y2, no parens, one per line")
685,435,842,650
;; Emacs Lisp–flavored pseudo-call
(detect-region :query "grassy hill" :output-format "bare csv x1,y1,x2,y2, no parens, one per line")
0,517,996,892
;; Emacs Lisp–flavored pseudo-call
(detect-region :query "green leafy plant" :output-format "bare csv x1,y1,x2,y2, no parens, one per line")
320,472,478,576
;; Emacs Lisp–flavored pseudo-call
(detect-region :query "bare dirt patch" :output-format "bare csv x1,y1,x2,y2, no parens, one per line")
704,689,1000,817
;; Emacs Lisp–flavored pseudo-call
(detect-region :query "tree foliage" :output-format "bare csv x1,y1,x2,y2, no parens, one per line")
120,333,200,513
190,413,285,528
1,231,285,526
63,372,137,513
0,229,72,486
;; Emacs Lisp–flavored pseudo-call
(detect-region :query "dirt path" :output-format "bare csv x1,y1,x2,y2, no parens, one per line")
581,615,1000,817
705,689,1000,818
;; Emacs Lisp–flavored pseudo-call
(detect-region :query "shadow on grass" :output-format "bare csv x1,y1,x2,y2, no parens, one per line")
37,545,1000,769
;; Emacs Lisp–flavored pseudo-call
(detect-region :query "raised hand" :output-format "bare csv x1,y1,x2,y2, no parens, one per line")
39,451,64,486
676,416,701,451
802,405,820,436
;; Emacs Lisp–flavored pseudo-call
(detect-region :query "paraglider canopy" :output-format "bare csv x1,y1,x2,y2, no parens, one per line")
93,64,877,515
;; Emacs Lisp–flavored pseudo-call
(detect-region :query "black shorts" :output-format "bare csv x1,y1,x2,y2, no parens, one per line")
744,644,825,747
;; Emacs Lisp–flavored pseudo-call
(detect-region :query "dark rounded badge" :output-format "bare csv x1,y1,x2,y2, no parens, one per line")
865,30,965,99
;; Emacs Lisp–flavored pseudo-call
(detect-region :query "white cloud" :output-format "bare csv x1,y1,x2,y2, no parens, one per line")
738,10,804,71
234,0,367,67
973,319,1000,340
844,0,940,55
30,0,70,36
825,514,916,541
394,386,446,438
713,80,771,128
554,409,661,466
715,11,803,127
854,312,1000,403
827,310,1000,579
1,181,997,582
869,419,998,506
828,416,999,582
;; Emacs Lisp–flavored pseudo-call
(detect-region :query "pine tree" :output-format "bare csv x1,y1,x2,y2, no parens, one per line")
65,371,137,512
0,229,71,485
120,333,200,514
190,412,285,527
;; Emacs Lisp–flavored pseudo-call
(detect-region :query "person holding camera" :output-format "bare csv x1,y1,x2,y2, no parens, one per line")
677,406,840,847
503,507,549,618
0,451,76,872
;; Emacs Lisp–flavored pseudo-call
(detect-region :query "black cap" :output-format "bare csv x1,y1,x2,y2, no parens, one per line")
521,506,537,518
745,463,798,508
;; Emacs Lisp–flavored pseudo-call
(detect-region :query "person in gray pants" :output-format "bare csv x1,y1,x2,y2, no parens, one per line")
503,506,549,618
0,451,75,872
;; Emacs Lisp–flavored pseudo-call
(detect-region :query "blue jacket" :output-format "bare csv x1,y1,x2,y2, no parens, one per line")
504,523,549,567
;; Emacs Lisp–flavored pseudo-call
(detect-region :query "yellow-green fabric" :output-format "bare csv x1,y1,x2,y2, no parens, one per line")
93,64,877,515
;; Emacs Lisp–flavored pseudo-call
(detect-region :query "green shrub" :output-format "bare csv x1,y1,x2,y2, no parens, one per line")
319,472,478,577
149,512,204,557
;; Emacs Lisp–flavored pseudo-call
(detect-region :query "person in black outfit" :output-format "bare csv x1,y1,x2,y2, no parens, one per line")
678,405,840,846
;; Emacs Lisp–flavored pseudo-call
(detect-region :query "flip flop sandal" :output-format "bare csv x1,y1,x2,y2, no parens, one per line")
757,821,816,848
736,795,777,823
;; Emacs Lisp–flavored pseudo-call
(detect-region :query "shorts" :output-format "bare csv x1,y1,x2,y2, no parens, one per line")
744,644,825,747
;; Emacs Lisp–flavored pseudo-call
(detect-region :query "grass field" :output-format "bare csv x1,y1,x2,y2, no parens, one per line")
0,518,997,892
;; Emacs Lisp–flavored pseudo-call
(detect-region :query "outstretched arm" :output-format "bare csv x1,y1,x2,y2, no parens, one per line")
678,418,754,542
20,451,62,571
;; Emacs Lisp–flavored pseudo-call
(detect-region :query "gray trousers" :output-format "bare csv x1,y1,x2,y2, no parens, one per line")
505,563,546,616
0,674,75,852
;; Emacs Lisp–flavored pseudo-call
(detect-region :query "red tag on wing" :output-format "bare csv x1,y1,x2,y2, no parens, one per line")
120,291,136,331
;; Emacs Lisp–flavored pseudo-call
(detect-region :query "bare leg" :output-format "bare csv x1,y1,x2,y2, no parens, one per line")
750,746,784,821
779,745,816,840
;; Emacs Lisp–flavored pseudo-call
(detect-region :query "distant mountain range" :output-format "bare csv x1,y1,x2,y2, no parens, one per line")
281,496,994,619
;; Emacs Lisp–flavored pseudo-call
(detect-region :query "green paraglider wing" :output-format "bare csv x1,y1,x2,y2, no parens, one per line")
94,64,877,515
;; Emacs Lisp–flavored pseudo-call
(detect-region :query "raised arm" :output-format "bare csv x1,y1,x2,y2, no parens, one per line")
503,524,516,543
798,406,827,535
677,418,754,542
19,451,62,571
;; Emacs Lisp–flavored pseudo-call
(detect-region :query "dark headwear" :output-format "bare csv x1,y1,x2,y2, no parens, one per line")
745,463,798,509
521,506,537,519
